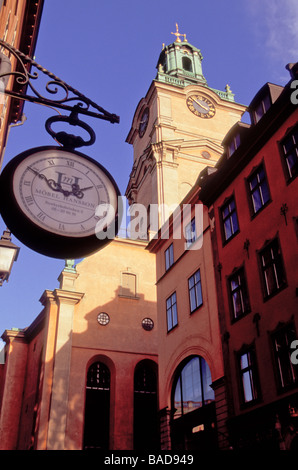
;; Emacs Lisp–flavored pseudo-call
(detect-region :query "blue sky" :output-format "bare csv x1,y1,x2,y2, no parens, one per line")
0,0,297,352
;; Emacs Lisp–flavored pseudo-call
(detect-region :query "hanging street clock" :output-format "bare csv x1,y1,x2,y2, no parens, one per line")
0,145,121,259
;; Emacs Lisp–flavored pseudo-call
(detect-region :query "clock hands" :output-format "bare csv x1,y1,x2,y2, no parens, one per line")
27,167,67,194
190,97,209,111
27,167,94,199
71,184,94,199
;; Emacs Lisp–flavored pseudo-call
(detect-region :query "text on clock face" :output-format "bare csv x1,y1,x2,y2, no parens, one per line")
14,154,115,237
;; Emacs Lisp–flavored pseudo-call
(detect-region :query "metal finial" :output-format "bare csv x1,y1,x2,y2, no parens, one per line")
171,23,185,43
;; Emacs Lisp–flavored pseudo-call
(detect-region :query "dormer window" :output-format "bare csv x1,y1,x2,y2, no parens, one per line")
222,122,250,159
228,133,241,157
252,94,271,124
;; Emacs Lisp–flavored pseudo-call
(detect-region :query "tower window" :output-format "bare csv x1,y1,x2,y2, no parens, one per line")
182,56,192,72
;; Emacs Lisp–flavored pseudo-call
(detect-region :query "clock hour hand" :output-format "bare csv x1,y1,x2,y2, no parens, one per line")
192,98,209,111
71,184,94,199
27,166,71,196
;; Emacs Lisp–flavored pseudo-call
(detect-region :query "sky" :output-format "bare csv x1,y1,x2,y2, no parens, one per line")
0,0,297,352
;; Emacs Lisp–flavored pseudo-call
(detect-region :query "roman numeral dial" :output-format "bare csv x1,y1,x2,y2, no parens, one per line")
0,146,121,259
186,95,216,118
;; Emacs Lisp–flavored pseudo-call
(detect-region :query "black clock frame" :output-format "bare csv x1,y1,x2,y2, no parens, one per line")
0,146,122,259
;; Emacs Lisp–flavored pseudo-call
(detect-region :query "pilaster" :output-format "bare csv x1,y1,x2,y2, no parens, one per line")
0,329,27,450
211,376,231,450
159,407,172,450
46,262,84,450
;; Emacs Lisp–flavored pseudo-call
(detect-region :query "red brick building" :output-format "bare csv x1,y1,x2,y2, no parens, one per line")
199,63,298,449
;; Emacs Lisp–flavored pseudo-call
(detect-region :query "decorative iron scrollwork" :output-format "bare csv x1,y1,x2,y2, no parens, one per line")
0,39,120,124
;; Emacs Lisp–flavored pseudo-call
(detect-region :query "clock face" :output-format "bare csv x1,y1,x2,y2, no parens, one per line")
138,107,149,137
186,95,215,118
0,146,121,258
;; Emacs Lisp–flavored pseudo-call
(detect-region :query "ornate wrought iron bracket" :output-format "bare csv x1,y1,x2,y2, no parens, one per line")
45,105,96,149
0,39,120,124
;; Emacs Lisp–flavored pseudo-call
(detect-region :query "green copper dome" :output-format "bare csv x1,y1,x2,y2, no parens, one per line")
155,24,235,102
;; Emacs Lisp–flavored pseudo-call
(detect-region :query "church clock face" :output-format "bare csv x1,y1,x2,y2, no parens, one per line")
0,146,121,258
186,95,215,118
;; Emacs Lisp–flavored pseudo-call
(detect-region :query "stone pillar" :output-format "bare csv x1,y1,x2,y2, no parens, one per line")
211,376,230,450
159,407,172,450
46,261,84,450
0,330,27,450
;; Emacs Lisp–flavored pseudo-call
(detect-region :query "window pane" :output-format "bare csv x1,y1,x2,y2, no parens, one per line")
264,265,277,295
252,188,262,212
167,308,173,330
181,357,202,414
165,244,174,270
195,283,203,307
201,358,215,404
240,351,257,402
224,218,232,239
240,352,249,370
260,180,270,204
195,270,201,284
190,288,196,312
172,302,178,326
249,175,258,190
242,371,254,402
188,276,194,289
174,377,182,418
232,291,243,316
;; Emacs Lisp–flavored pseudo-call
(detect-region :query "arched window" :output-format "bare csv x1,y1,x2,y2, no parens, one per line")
83,361,110,449
182,56,193,72
172,356,214,419
134,361,159,450
170,356,216,450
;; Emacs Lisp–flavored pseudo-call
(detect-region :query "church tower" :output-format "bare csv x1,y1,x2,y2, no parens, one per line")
126,25,246,228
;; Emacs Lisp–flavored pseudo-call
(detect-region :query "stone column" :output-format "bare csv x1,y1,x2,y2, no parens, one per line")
0,330,27,450
46,262,84,450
